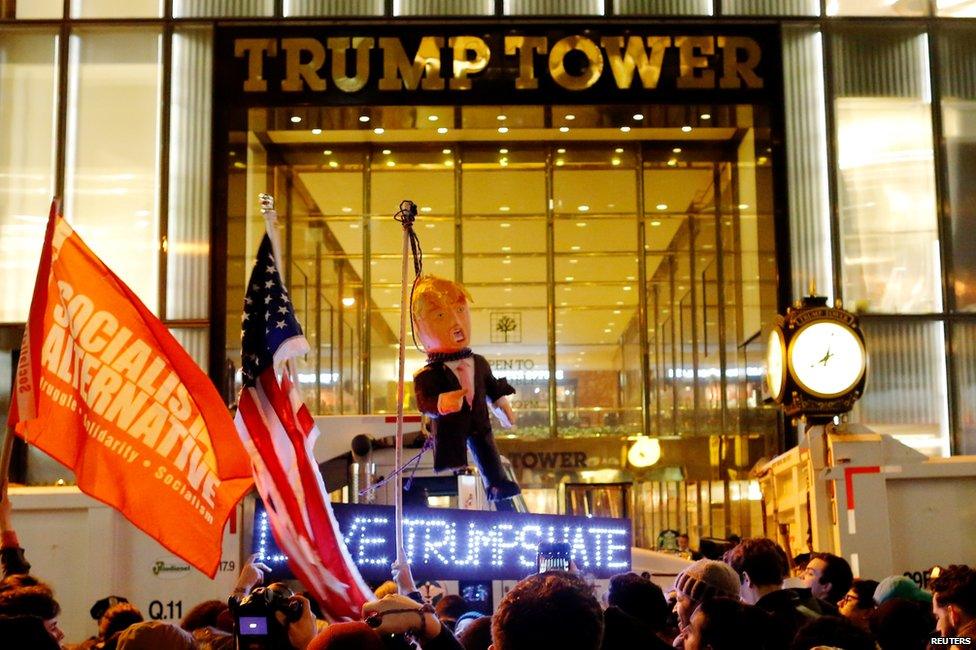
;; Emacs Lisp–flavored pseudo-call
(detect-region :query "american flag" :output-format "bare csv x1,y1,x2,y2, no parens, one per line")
235,233,372,621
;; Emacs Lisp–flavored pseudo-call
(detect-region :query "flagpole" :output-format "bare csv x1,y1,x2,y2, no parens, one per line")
259,194,299,386
394,203,417,565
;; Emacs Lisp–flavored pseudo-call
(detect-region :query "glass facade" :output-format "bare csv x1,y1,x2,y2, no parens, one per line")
2,1,976,541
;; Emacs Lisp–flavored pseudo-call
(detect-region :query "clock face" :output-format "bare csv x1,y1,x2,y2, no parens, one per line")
766,328,786,402
788,320,866,398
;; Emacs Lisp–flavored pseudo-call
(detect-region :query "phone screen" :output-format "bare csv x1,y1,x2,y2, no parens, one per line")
536,541,572,573
238,616,269,635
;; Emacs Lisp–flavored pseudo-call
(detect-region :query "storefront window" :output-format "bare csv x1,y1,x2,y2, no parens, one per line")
70,0,163,18
832,28,941,314
0,29,58,322
826,0,929,16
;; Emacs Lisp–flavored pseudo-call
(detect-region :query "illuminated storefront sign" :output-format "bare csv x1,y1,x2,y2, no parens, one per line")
253,503,630,582
218,25,780,106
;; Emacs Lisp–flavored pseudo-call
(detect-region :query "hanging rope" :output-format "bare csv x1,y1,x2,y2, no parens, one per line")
394,200,425,352
358,435,435,497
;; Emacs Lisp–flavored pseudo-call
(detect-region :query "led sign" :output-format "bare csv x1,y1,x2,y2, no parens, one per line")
253,503,630,582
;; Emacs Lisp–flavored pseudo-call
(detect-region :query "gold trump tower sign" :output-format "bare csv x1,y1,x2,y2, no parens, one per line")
218,25,781,105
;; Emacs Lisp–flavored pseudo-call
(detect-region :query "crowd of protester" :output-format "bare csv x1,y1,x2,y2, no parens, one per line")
1,482,974,650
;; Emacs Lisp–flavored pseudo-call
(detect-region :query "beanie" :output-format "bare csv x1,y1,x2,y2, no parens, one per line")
873,576,932,605
673,559,741,603
116,621,195,650
307,621,386,650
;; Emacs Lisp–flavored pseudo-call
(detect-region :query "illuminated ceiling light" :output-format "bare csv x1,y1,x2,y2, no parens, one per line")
681,125,692,132
559,126,570,133
604,328,612,333
557,148,566,154
499,206,510,212
328,161,339,168
499,148,509,154
565,114,576,120
570,245,581,251
386,160,395,167
501,245,511,251
672,147,682,153
498,126,509,134
437,127,448,134
555,159,565,166
633,113,644,120
428,115,439,122
620,126,632,133
611,158,621,166
442,148,451,154
758,156,768,164
628,437,661,468
578,205,590,212
656,203,668,210
613,309,621,314
323,149,333,155
290,116,302,123
623,286,632,291
341,207,352,213
650,220,661,227
341,297,356,307
311,128,322,135
569,259,578,264
614,147,624,153
432,246,442,251
382,149,392,155
359,115,370,123
425,223,435,229
420,206,432,213
502,258,512,265
700,113,711,120
497,114,507,121
565,276,575,281
499,160,508,167
500,223,511,228
616,300,624,305
349,223,359,229
738,203,750,210
373,127,385,135
576,222,587,227
444,159,454,166
667,159,677,167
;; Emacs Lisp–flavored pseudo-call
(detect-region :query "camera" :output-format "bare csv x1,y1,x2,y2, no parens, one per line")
229,582,304,650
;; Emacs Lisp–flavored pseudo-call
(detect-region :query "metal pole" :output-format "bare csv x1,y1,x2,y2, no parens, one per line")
394,204,415,564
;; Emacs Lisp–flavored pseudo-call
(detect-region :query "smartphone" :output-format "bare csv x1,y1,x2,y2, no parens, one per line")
238,616,270,635
536,541,572,573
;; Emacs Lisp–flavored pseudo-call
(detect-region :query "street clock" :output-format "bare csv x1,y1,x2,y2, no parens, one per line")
765,295,867,419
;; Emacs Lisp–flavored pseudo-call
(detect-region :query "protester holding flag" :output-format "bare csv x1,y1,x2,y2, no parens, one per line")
234,194,373,621
7,200,253,578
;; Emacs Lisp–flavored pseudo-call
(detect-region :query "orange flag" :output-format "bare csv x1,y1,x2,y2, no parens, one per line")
8,202,253,577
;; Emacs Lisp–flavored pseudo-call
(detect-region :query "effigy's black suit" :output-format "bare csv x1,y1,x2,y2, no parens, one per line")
413,353,521,501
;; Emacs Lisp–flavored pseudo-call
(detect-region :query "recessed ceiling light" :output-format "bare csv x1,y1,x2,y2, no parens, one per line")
502,258,512,265
499,159,508,167
442,148,451,154
373,127,384,135
739,203,750,209
650,220,661,227
386,160,395,167
497,114,507,121
500,223,511,228
437,127,448,134
565,114,576,120
672,147,682,153
444,159,453,166
499,148,509,154
342,297,355,307
425,223,435,229
420,206,432,213
667,159,677,167
502,245,511,251
311,128,322,135
611,158,621,166
382,149,392,155
604,328,612,333
359,115,370,123
559,126,570,133
656,203,668,210
613,310,621,314
570,245,581,251
432,246,441,251
701,113,711,120
328,161,338,168
633,113,644,120
569,259,578,264
349,223,359,229
428,115,439,122
565,276,575,281
504,277,512,281
499,206,510,212
681,125,692,132
576,222,587,227
323,149,333,155
498,126,509,134
578,205,589,212
556,159,565,166
341,207,352,213
623,286,632,291
557,148,566,154
290,116,302,123
620,126,631,133
614,147,624,153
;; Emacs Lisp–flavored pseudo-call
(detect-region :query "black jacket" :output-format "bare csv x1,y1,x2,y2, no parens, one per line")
601,605,672,650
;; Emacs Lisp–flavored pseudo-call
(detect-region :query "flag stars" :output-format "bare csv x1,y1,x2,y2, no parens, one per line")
264,296,272,304
277,306,288,314
266,265,275,273
276,320,287,329
264,280,275,289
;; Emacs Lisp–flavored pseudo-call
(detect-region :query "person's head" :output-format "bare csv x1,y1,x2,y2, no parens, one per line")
180,599,229,632
0,615,61,650
116,621,195,650
838,578,878,628
0,585,64,643
723,538,788,604
873,575,932,606
792,553,812,577
869,598,935,650
671,559,741,628
0,573,46,594
790,615,876,650
930,564,976,637
802,553,853,605
683,597,773,650
458,615,493,650
436,594,468,626
411,275,472,353
99,602,144,639
606,572,668,630
307,621,385,650
491,571,602,650
677,533,690,550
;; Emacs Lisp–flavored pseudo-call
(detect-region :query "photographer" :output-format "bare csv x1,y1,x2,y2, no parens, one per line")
230,555,318,650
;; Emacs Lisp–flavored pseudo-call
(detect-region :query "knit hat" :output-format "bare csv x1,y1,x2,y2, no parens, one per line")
116,621,195,650
307,621,386,650
673,559,741,603
873,576,932,605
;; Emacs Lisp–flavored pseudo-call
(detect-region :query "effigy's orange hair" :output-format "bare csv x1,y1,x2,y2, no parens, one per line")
410,275,473,325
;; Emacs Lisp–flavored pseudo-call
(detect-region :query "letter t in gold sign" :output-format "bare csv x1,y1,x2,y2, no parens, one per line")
234,38,278,92
505,36,548,90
